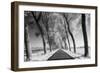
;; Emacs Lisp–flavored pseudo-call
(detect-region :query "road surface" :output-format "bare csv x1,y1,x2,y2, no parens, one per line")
48,49,74,60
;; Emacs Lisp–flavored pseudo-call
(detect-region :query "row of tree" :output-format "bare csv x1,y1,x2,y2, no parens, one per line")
24,12,89,61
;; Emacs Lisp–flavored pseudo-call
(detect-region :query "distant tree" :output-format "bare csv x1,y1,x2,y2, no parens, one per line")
81,14,88,57
41,12,52,51
56,23,68,49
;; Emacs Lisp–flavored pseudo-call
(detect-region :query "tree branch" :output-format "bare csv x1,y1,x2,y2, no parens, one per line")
31,11,42,22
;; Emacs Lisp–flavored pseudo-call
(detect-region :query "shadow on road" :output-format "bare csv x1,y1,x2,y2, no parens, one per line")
48,49,74,60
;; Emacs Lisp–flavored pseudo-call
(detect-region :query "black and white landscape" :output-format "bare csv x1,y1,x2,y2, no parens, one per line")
24,11,90,61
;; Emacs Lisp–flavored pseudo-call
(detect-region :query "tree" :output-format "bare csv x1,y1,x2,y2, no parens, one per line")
24,23,30,60
31,12,47,54
63,22,71,51
63,14,76,53
61,36,68,49
56,23,68,49
81,14,88,57
41,12,52,51
24,11,32,61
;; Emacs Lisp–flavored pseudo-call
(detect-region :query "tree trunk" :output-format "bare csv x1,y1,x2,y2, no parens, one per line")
41,34,46,54
63,39,68,49
65,29,71,51
81,14,88,57
47,33,52,51
68,29,76,53
24,26,30,60
65,22,76,53
24,25,32,61
37,22,47,54
59,38,64,49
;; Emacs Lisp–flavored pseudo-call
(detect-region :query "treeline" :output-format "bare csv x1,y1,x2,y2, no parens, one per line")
24,12,89,61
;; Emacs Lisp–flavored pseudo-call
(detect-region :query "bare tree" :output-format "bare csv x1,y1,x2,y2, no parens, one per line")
41,12,52,51
63,14,76,53
81,14,88,57
24,12,33,61
57,24,68,49
31,12,47,54
63,22,71,51
62,37,68,49
24,23,30,60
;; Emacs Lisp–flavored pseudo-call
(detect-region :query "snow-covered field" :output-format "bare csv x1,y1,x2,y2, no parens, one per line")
31,49,59,61
24,48,59,61
62,47,91,59
24,47,91,61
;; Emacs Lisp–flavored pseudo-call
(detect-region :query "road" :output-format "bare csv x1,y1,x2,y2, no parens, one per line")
48,49,74,60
